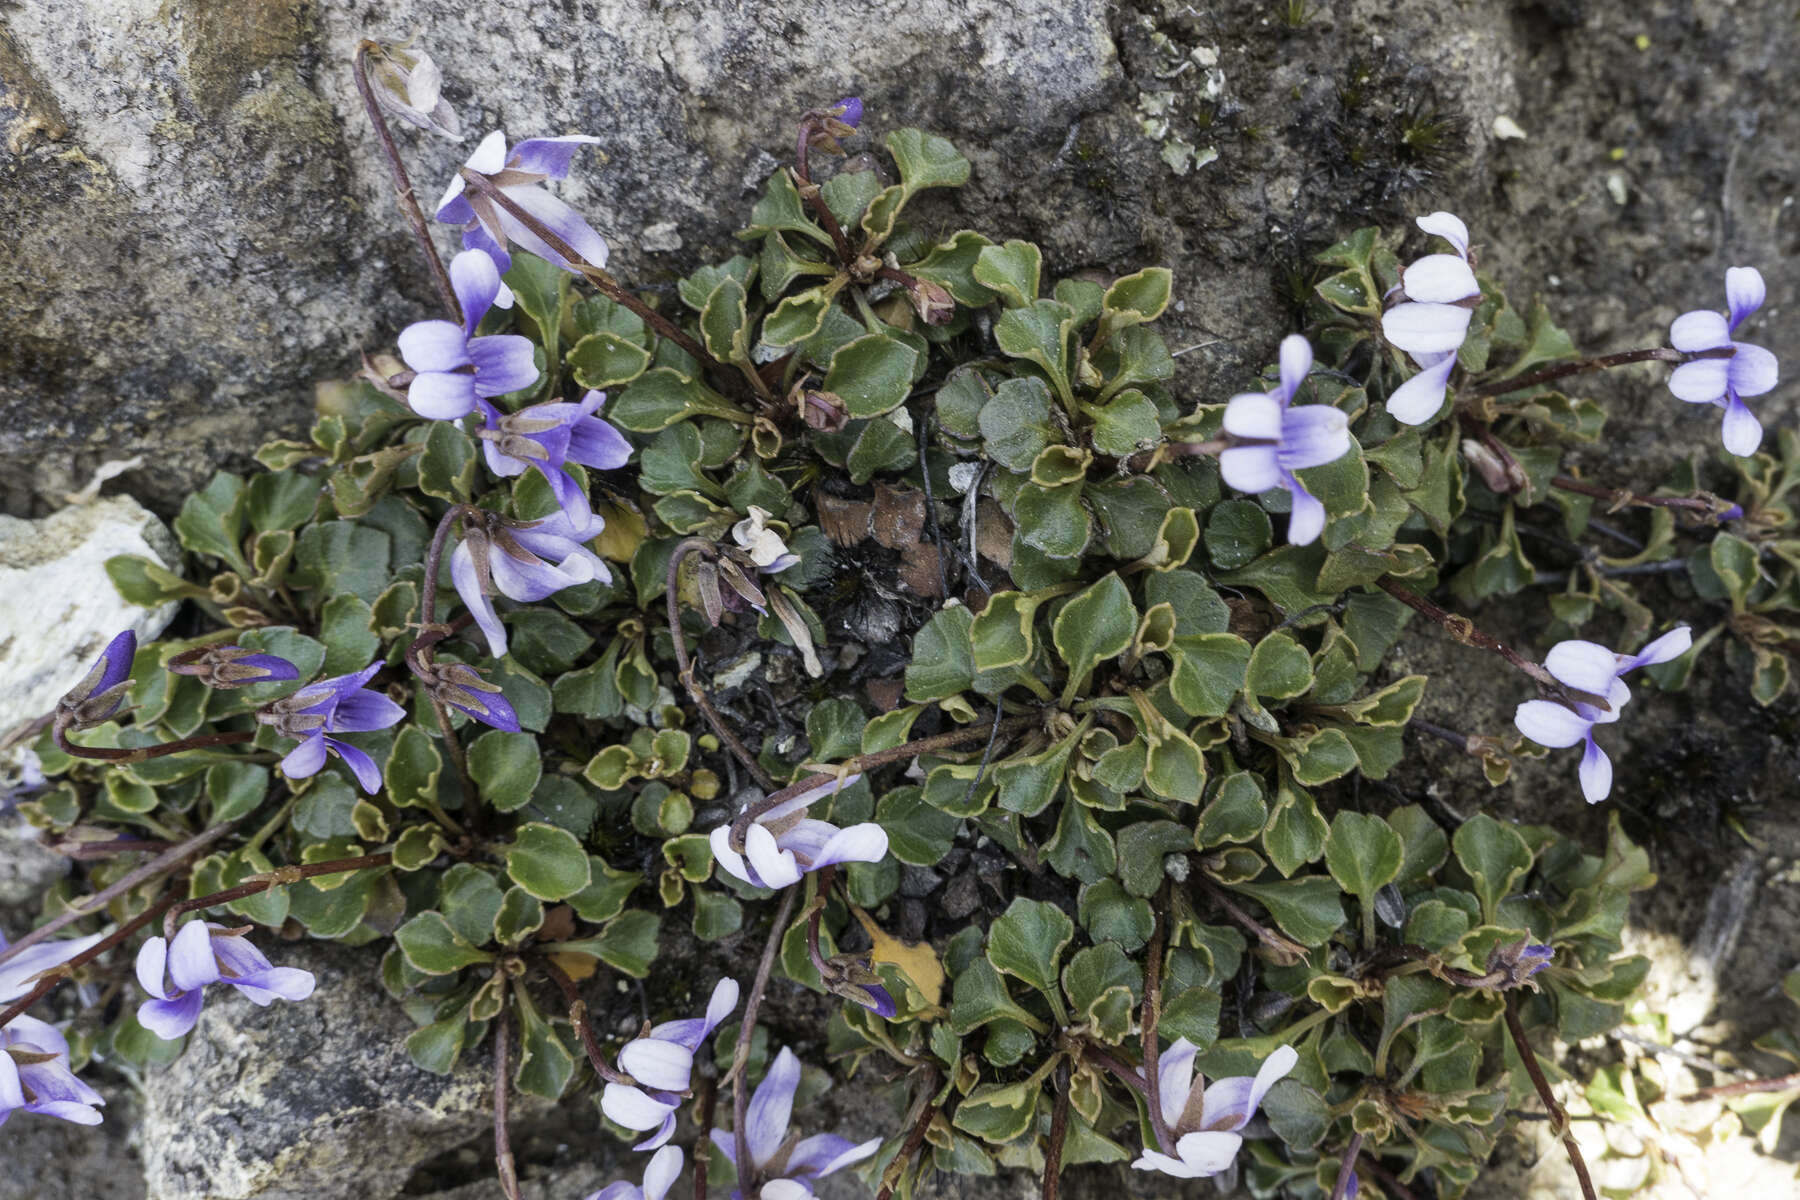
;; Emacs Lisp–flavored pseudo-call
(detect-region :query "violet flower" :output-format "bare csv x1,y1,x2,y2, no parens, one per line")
168,644,299,690
1512,626,1693,803
583,1144,683,1200
709,774,887,891
134,921,316,1041
831,97,862,129
435,131,608,286
0,1015,104,1127
709,1047,881,1198
1132,1040,1298,1179
1667,267,1779,456
258,663,407,794
450,507,611,659
422,661,520,733
600,978,739,1149
397,249,539,420
1219,334,1352,547
1382,212,1480,426
55,630,136,734
0,930,107,1004
475,389,632,525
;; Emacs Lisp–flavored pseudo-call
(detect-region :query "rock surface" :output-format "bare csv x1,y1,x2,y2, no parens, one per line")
0,495,181,730
138,941,494,1200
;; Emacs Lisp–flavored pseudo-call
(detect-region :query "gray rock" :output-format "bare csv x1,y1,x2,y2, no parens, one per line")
139,941,493,1200
0,495,182,731
0,1089,146,1200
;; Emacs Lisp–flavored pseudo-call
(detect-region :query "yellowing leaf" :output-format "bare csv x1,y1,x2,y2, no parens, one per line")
591,501,647,563
853,904,945,1008
548,952,598,981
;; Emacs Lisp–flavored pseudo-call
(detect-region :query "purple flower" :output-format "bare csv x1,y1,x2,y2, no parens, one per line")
709,775,887,890
831,97,863,129
1219,335,1351,546
1133,1040,1298,1178
134,921,316,1041
422,661,521,733
56,630,136,733
1382,212,1480,426
435,131,608,286
168,644,299,690
0,930,107,1004
601,978,738,1149
0,1015,104,1127
475,389,632,525
1512,627,1693,803
450,507,611,659
709,1047,881,1199
398,250,540,420
259,663,407,794
1668,267,1779,457
583,1145,683,1200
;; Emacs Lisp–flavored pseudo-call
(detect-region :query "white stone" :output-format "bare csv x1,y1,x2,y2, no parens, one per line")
0,495,182,732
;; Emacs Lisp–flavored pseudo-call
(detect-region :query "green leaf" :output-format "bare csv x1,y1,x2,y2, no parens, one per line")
504,252,567,339
1204,499,1273,569
1325,810,1404,904
1198,772,1268,847
513,989,576,1100
969,590,1039,672
568,330,653,390
495,886,546,947
396,911,494,975
1013,481,1090,559
205,761,269,823
611,368,745,432
908,229,996,306
1116,820,1191,897
1087,389,1163,458
1263,781,1328,877
994,300,1075,405
469,730,543,811
1453,814,1534,924
1100,267,1173,331
545,909,662,977
823,334,919,419
700,276,750,363
1077,879,1154,951
1052,574,1136,704
405,1015,472,1075
245,471,322,531
1247,633,1315,699
878,786,961,864
952,1081,1039,1144
978,376,1056,471
742,167,833,248
504,823,593,901
1061,942,1143,1042
904,606,975,702
316,593,380,679
760,286,836,348
1168,633,1252,718
986,898,1074,1017
384,725,443,810
439,864,506,947
993,722,1081,816
972,240,1041,308
886,128,971,198
418,420,478,503
175,471,250,573
1231,877,1345,946
949,957,1045,1035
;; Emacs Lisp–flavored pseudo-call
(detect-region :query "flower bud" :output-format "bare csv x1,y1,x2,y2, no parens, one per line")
425,662,521,732
905,276,956,326
366,43,461,141
167,645,301,690
55,632,137,734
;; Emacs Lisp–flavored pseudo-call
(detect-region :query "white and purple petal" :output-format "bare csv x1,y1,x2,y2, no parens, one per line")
1284,484,1328,547
1543,640,1623,697
137,989,205,1041
495,186,610,273
1382,301,1472,357
469,334,541,398
325,738,383,794
1720,394,1764,457
1277,406,1351,471
1386,352,1456,426
1222,391,1283,440
1725,266,1766,334
407,371,480,421
1577,735,1613,803
1219,445,1282,496
745,1047,802,1168
1619,627,1694,674
1512,700,1592,749
1415,211,1470,258
1667,357,1728,406
1668,310,1729,353
1399,254,1478,304
449,249,505,334
450,543,509,658
1275,334,1312,403
1727,342,1778,398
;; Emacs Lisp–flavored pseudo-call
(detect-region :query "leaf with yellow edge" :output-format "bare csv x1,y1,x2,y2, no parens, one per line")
853,904,945,1008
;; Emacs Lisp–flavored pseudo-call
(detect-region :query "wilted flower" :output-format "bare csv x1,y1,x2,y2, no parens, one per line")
1512,627,1693,803
1219,334,1351,546
54,630,136,735
1132,1040,1298,1178
364,43,460,140
802,97,864,159
583,1144,683,1200
419,661,520,732
451,507,611,659
601,978,738,1149
1480,939,1554,990
167,644,299,690
0,1015,104,1127
1667,267,1779,456
709,775,887,890
475,389,632,525
731,507,801,573
0,931,106,1004
1382,212,1480,425
135,921,316,1041
258,663,407,794
709,1047,880,1198
435,131,608,285
397,249,539,420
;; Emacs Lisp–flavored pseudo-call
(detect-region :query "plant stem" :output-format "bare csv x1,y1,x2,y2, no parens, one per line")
727,713,1041,847
730,885,800,1194
160,852,394,938
1503,997,1597,1200
54,727,255,764
495,998,522,1200
1472,346,1722,398
1551,474,1729,516
666,538,779,791
0,819,240,968
1330,1133,1364,1200
1193,869,1310,965
0,886,182,1029
541,957,632,1084
455,169,727,378
1374,576,1575,699
874,1070,943,1200
692,1066,718,1200
1042,1061,1072,1200
1681,1070,1800,1100
351,42,460,324
1140,892,1175,1154
789,166,854,266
